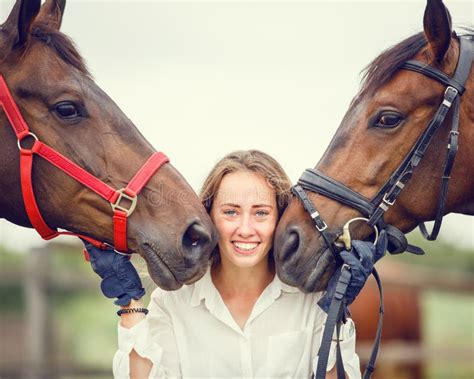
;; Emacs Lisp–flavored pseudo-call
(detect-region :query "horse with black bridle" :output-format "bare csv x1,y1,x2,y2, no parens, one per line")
273,0,473,376
0,0,217,290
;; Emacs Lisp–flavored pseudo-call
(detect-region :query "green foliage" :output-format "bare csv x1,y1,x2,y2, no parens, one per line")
394,232,474,273
0,246,26,313
53,294,117,369
0,242,114,372
49,244,116,369
49,244,94,275
0,245,26,268
0,285,24,313
424,291,474,379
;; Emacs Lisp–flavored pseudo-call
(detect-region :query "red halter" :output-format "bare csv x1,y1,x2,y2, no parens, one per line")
0,75,169,253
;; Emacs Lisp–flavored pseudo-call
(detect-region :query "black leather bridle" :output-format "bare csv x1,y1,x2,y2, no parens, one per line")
296,36,473,379
294,35,473,258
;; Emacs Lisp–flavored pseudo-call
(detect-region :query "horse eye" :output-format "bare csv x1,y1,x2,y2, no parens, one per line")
373,112,403,129
55,101,80,119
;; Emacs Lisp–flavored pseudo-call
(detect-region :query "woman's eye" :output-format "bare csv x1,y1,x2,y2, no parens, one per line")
373,112,403,129
256,210,269,217
223,210,237,217
54,101,81,120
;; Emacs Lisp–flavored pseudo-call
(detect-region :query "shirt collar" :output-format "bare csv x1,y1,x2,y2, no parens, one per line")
269,272,300,300
190,267,299,307
190,267,214,307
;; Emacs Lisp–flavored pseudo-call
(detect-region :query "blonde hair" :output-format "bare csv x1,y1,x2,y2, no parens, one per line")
200,150,292,218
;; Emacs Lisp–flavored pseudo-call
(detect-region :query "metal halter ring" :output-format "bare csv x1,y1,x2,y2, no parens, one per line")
17,132,38,150
335,217,379,251
111,188,138,216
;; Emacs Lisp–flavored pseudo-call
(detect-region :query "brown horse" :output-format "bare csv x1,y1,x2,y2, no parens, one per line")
274,0,473,292
0,0,217,289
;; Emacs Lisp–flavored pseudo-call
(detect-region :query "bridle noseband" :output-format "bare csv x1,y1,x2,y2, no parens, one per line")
0,74,169,253
293,36,473,255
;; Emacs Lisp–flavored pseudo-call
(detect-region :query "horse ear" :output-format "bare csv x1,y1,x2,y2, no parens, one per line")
37,0,67,30
423,0,452,62
0,0,41,51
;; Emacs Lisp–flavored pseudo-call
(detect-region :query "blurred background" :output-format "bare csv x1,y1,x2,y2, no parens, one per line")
0,0,473,378
1,237,472,378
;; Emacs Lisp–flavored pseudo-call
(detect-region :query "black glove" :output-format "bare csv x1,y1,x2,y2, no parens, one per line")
318,230,387,313
84,242,145,306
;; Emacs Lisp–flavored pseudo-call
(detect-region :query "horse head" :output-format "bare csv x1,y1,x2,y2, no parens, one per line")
0,0,217,290
274,0,473,292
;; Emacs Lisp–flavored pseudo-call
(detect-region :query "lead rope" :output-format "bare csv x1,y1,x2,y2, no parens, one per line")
313,267,384,379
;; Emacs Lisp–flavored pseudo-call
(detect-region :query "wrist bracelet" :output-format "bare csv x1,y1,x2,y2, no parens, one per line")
117,307,149,316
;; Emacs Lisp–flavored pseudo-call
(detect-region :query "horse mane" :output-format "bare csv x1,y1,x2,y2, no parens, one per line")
358,27,474,99
30,21,91,77
358,31,428,98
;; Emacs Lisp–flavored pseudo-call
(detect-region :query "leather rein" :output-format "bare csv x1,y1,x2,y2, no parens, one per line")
0,74,169,253
294,36,473,379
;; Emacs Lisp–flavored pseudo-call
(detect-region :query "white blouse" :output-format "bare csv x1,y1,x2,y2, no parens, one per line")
113,269,361,378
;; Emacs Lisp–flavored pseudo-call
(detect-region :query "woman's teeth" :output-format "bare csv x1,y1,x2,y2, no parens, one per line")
233,242,258,251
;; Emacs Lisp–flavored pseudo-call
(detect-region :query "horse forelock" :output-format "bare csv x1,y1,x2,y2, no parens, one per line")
358,31,428,101
29,21,91,77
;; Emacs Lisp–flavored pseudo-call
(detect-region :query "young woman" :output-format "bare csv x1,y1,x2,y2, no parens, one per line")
86,150,361,378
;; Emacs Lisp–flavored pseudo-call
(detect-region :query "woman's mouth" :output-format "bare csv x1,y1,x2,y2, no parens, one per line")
232,241,260,255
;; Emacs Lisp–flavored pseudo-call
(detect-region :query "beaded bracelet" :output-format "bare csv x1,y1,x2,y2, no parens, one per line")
117,307,149,316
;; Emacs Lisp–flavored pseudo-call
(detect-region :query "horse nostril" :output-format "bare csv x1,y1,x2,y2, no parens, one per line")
182,221,213,261
278,227,301,262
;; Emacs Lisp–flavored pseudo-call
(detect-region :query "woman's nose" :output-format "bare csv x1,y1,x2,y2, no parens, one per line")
237,215,255,237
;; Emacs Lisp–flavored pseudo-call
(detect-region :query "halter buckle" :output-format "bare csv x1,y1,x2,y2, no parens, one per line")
111,188,137,216
316,220,328,233
382,193,396,206
443,86,458,107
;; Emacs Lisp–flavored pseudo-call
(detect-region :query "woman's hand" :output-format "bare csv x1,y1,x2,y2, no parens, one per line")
318,230,387,312
84,242,145,306
85,246,153,376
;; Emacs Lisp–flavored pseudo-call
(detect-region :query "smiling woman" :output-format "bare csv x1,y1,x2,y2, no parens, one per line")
84,150,360,378
208,170,278,270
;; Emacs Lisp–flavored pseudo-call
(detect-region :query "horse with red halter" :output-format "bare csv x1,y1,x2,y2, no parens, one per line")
0,0,217,290
274,0,472,376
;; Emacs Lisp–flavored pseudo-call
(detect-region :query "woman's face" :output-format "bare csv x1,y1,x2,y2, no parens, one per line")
210,170,278,269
